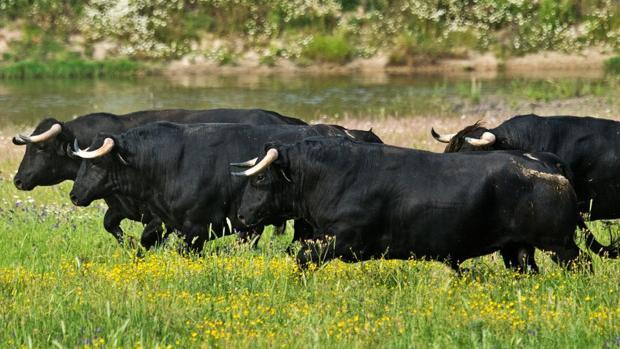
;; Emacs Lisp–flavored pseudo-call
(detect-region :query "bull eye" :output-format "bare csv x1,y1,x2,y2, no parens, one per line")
256,173,266,182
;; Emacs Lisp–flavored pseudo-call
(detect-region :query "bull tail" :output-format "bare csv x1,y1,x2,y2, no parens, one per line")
578,215,619,258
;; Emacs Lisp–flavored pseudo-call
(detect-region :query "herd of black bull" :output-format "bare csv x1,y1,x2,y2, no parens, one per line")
11,109,620,271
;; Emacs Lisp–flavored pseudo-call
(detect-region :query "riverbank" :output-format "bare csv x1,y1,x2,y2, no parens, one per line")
165,48,617,77
0,49,616,79
1,1,619,79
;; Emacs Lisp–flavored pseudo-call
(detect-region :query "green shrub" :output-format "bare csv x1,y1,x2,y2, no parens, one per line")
301,34,353,64
0,59,145,79
604,56,620,75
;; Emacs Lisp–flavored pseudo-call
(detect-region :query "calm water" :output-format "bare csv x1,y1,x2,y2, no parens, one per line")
0,72,616,126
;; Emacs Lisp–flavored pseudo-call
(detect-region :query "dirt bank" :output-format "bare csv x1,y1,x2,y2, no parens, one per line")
164,49,615,77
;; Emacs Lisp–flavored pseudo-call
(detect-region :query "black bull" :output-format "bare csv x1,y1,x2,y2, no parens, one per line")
234,137,609,270
69,123,383,249
432,114,620,256
12,108,307,245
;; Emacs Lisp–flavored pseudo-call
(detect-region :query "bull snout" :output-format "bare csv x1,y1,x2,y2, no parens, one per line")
13,175,33,191
237,208,263,227
13,177,24,190
70,192,80,206
69,190,88,207
237,213,247,226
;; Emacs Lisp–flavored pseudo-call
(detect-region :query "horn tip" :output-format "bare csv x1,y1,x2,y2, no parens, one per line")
12,136,26,145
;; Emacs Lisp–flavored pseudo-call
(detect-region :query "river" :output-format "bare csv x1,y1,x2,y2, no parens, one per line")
0,72,618,127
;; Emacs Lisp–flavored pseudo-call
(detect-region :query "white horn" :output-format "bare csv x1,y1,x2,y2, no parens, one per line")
232,149,278,177
230,158,258,167
73,138,115,159
15,123,62,144
431,128,456,143
465,132,496,147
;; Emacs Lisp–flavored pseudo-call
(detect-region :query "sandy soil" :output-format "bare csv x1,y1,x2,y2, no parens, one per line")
163,49,614,77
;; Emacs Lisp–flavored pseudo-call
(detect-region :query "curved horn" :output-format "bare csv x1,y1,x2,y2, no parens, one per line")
14,123,62,144
231,149,278,177
465,132,496,147
12,135,28,145
73,138,115,159
431,128,455,143
230,158,258,167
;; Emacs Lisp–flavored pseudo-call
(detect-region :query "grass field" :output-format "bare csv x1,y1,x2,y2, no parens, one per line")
1,119,619,348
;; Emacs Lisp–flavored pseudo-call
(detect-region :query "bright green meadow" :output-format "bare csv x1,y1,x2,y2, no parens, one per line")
0,139,619,349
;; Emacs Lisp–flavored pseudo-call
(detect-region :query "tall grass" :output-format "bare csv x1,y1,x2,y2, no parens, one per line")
0,59,146,79
0,141,619,347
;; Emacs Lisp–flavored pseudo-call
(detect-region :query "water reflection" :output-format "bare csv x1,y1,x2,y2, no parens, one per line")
0,72,616,127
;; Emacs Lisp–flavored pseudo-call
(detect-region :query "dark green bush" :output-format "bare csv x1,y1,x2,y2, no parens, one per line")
604,56,620,75
0,59,145,79
301,35,353,64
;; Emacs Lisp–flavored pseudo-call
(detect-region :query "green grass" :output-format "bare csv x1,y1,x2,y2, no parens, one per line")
0,59,146,79
0,155,619,348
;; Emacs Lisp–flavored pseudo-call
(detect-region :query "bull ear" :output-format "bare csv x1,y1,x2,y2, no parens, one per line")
263,141,282,152
116,152,130,166
111,137,131,166
263,142,290,167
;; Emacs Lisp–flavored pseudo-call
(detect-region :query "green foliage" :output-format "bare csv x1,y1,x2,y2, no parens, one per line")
0,59,145,79
1,0,619,62
510,79,611,102
604,56,620,74
0,168,618,347
301,34,353,64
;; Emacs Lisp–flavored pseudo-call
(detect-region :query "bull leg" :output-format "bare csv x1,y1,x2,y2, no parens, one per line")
237,226,263,248
296,234,356,269
297,239,331,269
292,220,315,242
182,231,206,254
273,221,287,236
449,259,463,273
501,244,539,273
103,209,125,244
549,241,591,272
140,218,165,249
285,220,316,256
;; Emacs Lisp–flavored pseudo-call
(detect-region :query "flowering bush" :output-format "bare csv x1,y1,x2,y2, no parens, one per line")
1,0,618,60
